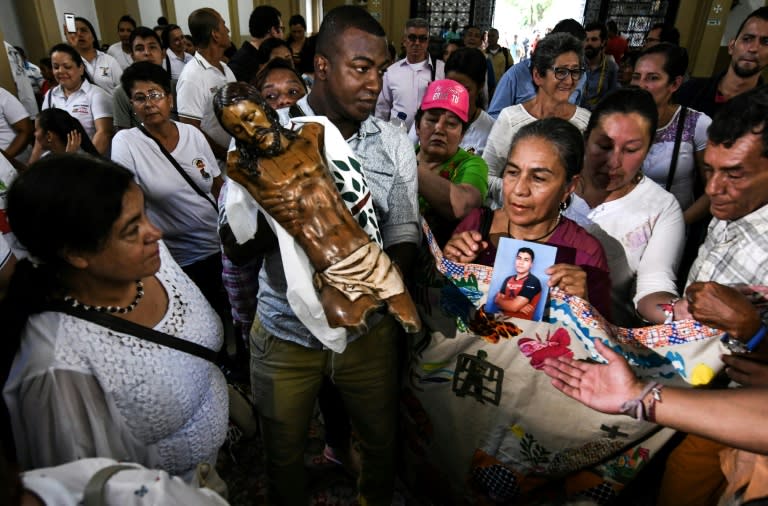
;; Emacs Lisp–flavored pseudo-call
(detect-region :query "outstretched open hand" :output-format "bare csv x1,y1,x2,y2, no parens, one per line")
541,338,644,414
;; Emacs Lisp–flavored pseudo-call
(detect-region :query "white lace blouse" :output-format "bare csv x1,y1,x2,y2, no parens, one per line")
3,242,228,478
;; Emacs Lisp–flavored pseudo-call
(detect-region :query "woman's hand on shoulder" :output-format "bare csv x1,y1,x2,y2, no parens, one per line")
546,263,588,300
444,230,487,263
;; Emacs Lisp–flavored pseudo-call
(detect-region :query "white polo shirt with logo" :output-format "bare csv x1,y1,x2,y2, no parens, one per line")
42,80,113,139
83,50,123,96
176,52,236,157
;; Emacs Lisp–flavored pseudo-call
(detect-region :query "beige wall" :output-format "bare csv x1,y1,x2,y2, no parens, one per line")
317,0,408,43
15,0,60,65
676,0,768,78
0,28,15,95
675,0,734,77
95,0,140,46
383,1,409,46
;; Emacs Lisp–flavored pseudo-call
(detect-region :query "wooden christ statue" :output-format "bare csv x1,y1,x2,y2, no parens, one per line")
214,82,421,334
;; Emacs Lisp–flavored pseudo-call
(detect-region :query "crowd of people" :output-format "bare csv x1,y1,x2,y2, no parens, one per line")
1,3,768,505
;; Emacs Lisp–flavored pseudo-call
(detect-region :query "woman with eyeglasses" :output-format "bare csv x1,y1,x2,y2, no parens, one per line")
111,62,229,327
483,32,591,208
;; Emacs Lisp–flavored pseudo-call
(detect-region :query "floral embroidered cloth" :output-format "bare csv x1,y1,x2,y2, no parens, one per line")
403,221,729,504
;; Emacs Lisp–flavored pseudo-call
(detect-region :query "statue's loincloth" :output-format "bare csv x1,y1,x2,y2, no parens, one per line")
313,241,405,301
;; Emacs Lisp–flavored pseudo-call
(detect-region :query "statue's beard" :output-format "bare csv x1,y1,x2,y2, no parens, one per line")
237,126,284,176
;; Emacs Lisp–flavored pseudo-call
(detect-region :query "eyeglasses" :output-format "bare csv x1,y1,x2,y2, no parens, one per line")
407,34,429,43
131,91,166,105
551,67,585,81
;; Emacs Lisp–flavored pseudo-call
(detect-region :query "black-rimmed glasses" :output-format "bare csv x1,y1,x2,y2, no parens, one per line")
551,67,585,81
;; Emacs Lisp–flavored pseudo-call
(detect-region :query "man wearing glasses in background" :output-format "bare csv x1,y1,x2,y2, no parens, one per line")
375,17,444,131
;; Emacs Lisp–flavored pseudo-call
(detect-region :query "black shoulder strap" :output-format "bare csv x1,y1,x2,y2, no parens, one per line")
165,53,172,74
137,124,218,212
430,55,437,82
666,106,688,192
46,90,52,109
288,104,305,118
47,302,220,364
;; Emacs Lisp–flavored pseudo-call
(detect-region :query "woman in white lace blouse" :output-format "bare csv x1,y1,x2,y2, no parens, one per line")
1,154,228,480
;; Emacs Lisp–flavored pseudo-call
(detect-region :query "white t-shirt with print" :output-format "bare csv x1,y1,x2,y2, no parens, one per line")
641,106,712,211
111,121,221,266
4,42,38,118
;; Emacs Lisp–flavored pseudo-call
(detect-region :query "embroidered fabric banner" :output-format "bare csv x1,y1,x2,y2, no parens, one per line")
403,221,727,504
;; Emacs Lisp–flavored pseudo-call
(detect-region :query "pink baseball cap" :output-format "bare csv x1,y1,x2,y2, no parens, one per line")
420,79,469,122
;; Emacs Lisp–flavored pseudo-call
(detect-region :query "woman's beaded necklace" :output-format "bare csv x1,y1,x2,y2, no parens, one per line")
63,280,144,314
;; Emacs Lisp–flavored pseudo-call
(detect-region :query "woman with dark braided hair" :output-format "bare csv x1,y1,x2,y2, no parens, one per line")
33,108,99,157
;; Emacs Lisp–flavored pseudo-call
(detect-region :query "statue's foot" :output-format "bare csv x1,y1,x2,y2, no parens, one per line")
320,285,381,333
385,290,422,333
